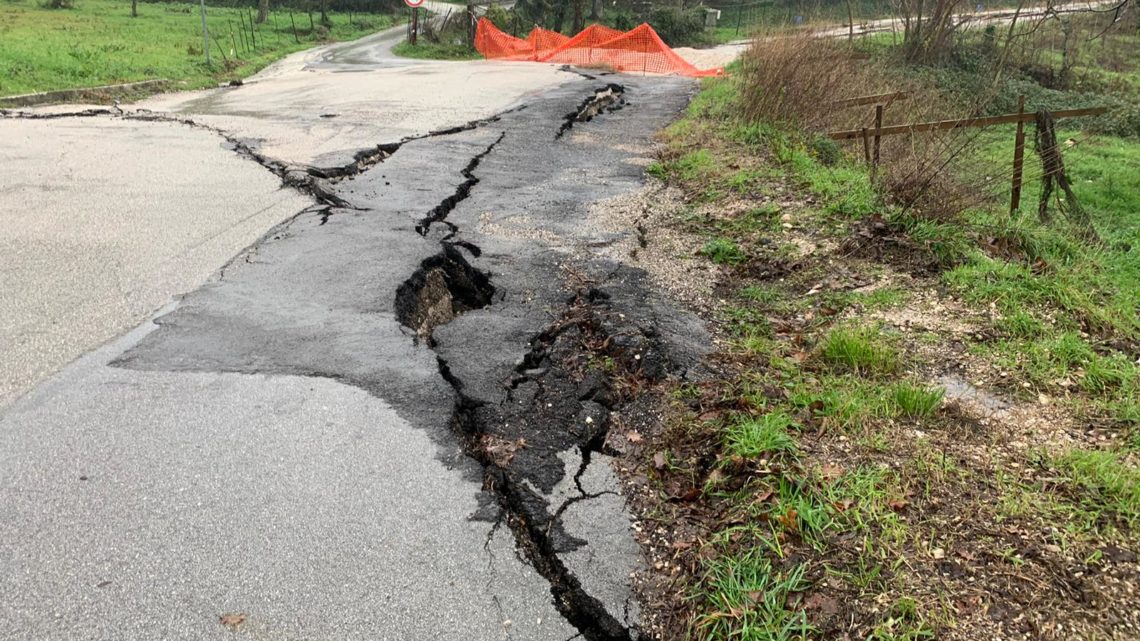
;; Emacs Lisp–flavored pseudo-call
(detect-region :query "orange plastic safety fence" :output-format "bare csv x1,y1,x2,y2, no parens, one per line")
474,18,532,60
527,27,571,59
474,18,722,78
473,20,573,61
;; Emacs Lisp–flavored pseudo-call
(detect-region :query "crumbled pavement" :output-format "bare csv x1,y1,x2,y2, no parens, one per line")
1,76,710,640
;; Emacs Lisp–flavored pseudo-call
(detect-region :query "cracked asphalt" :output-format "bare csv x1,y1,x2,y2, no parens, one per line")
1,21,712,641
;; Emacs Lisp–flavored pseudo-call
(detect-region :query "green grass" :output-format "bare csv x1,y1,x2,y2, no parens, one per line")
391,40,480,60
652,34,1140,641
974,127,1140,250
695,549,813,641
1000,448,1140,536
1055,448,1140,528
819,326,898,375
0,0,398,97
726,412,798,459
891,382,945,419
701,237,748,265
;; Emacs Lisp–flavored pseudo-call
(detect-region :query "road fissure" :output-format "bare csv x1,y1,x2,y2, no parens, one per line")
555,84,627,140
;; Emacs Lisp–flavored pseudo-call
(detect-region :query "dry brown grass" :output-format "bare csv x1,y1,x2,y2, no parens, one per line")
737,32,1005,219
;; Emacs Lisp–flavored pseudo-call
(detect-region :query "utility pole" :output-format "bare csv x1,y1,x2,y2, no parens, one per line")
199,0,212,67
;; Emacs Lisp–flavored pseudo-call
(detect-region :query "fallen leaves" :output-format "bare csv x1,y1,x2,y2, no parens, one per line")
481,434,527,468
801,593,841,615
219,613,246,629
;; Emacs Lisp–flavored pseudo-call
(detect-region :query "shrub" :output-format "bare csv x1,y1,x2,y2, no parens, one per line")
649,6,710,47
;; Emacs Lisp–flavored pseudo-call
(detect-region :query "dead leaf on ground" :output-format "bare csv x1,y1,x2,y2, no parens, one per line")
653,451,668,470
678,487,702,502
219,613,246,629
820,463,844,481
777,508,799,532
832,498,854,512
626,430,643,443
802,593,841,615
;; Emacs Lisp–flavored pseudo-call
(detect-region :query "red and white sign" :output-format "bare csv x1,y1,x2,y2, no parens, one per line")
404,0,424,7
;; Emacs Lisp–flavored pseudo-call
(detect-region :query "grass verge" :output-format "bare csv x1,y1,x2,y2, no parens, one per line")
391,40,481,60
624,53,1140,641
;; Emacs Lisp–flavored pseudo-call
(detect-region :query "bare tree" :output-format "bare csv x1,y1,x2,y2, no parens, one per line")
257,0,269,24
132,0,138,17
890,0,969,62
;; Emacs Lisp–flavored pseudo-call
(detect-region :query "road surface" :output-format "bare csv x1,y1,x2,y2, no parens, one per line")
0,14,711,641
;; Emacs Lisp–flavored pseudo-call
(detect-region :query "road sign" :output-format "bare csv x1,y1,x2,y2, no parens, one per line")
405,0,424,7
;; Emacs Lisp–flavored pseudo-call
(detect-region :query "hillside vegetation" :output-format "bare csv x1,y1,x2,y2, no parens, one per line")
624,7,1139,641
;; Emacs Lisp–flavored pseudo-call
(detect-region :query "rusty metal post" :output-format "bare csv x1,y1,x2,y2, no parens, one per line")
1010,94,1026,213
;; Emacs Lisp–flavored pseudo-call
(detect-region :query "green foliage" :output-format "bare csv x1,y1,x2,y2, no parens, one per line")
647,5,710,47
891,382,944,419
819,327,898,375
701,237,747,265
726,412,798,459
808,135,842,166
1054,448,1140,528
695,550,813,641
392,40,479,60
672,149,717,182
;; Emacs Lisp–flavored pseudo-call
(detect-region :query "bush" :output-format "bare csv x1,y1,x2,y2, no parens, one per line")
649,6,710,47
809,136,842,166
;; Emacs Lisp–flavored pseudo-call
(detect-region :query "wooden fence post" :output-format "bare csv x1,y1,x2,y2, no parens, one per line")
872,103,883,179
1010,95,1026,213
861,127,871,166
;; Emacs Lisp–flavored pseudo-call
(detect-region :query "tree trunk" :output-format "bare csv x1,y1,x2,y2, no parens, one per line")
589,0,601,20
257,0,269,24
846,0,854,41
551,2,568,32
131,0,138,17
572,0,585,33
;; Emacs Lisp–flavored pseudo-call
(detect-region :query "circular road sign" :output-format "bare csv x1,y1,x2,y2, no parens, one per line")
405,0,424,7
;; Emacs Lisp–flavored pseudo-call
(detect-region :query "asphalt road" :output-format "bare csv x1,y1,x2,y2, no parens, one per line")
0,19,708,641
0,118,310,408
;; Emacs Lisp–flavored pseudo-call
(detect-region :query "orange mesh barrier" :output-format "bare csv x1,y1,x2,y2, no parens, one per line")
527,27,571,59
474,18,723,78
474,20,575,61
474,18,532,60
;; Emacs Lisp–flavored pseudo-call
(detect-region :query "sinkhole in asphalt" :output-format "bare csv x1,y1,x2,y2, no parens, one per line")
555,83,626,140
394,244,495,341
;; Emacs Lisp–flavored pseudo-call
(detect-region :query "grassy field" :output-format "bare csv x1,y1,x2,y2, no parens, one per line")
0,0,399,97
634,30,1140,641
391,40,479,60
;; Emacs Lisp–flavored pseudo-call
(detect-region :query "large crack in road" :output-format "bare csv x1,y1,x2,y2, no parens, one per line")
2,76,709,640
388,86,659,638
